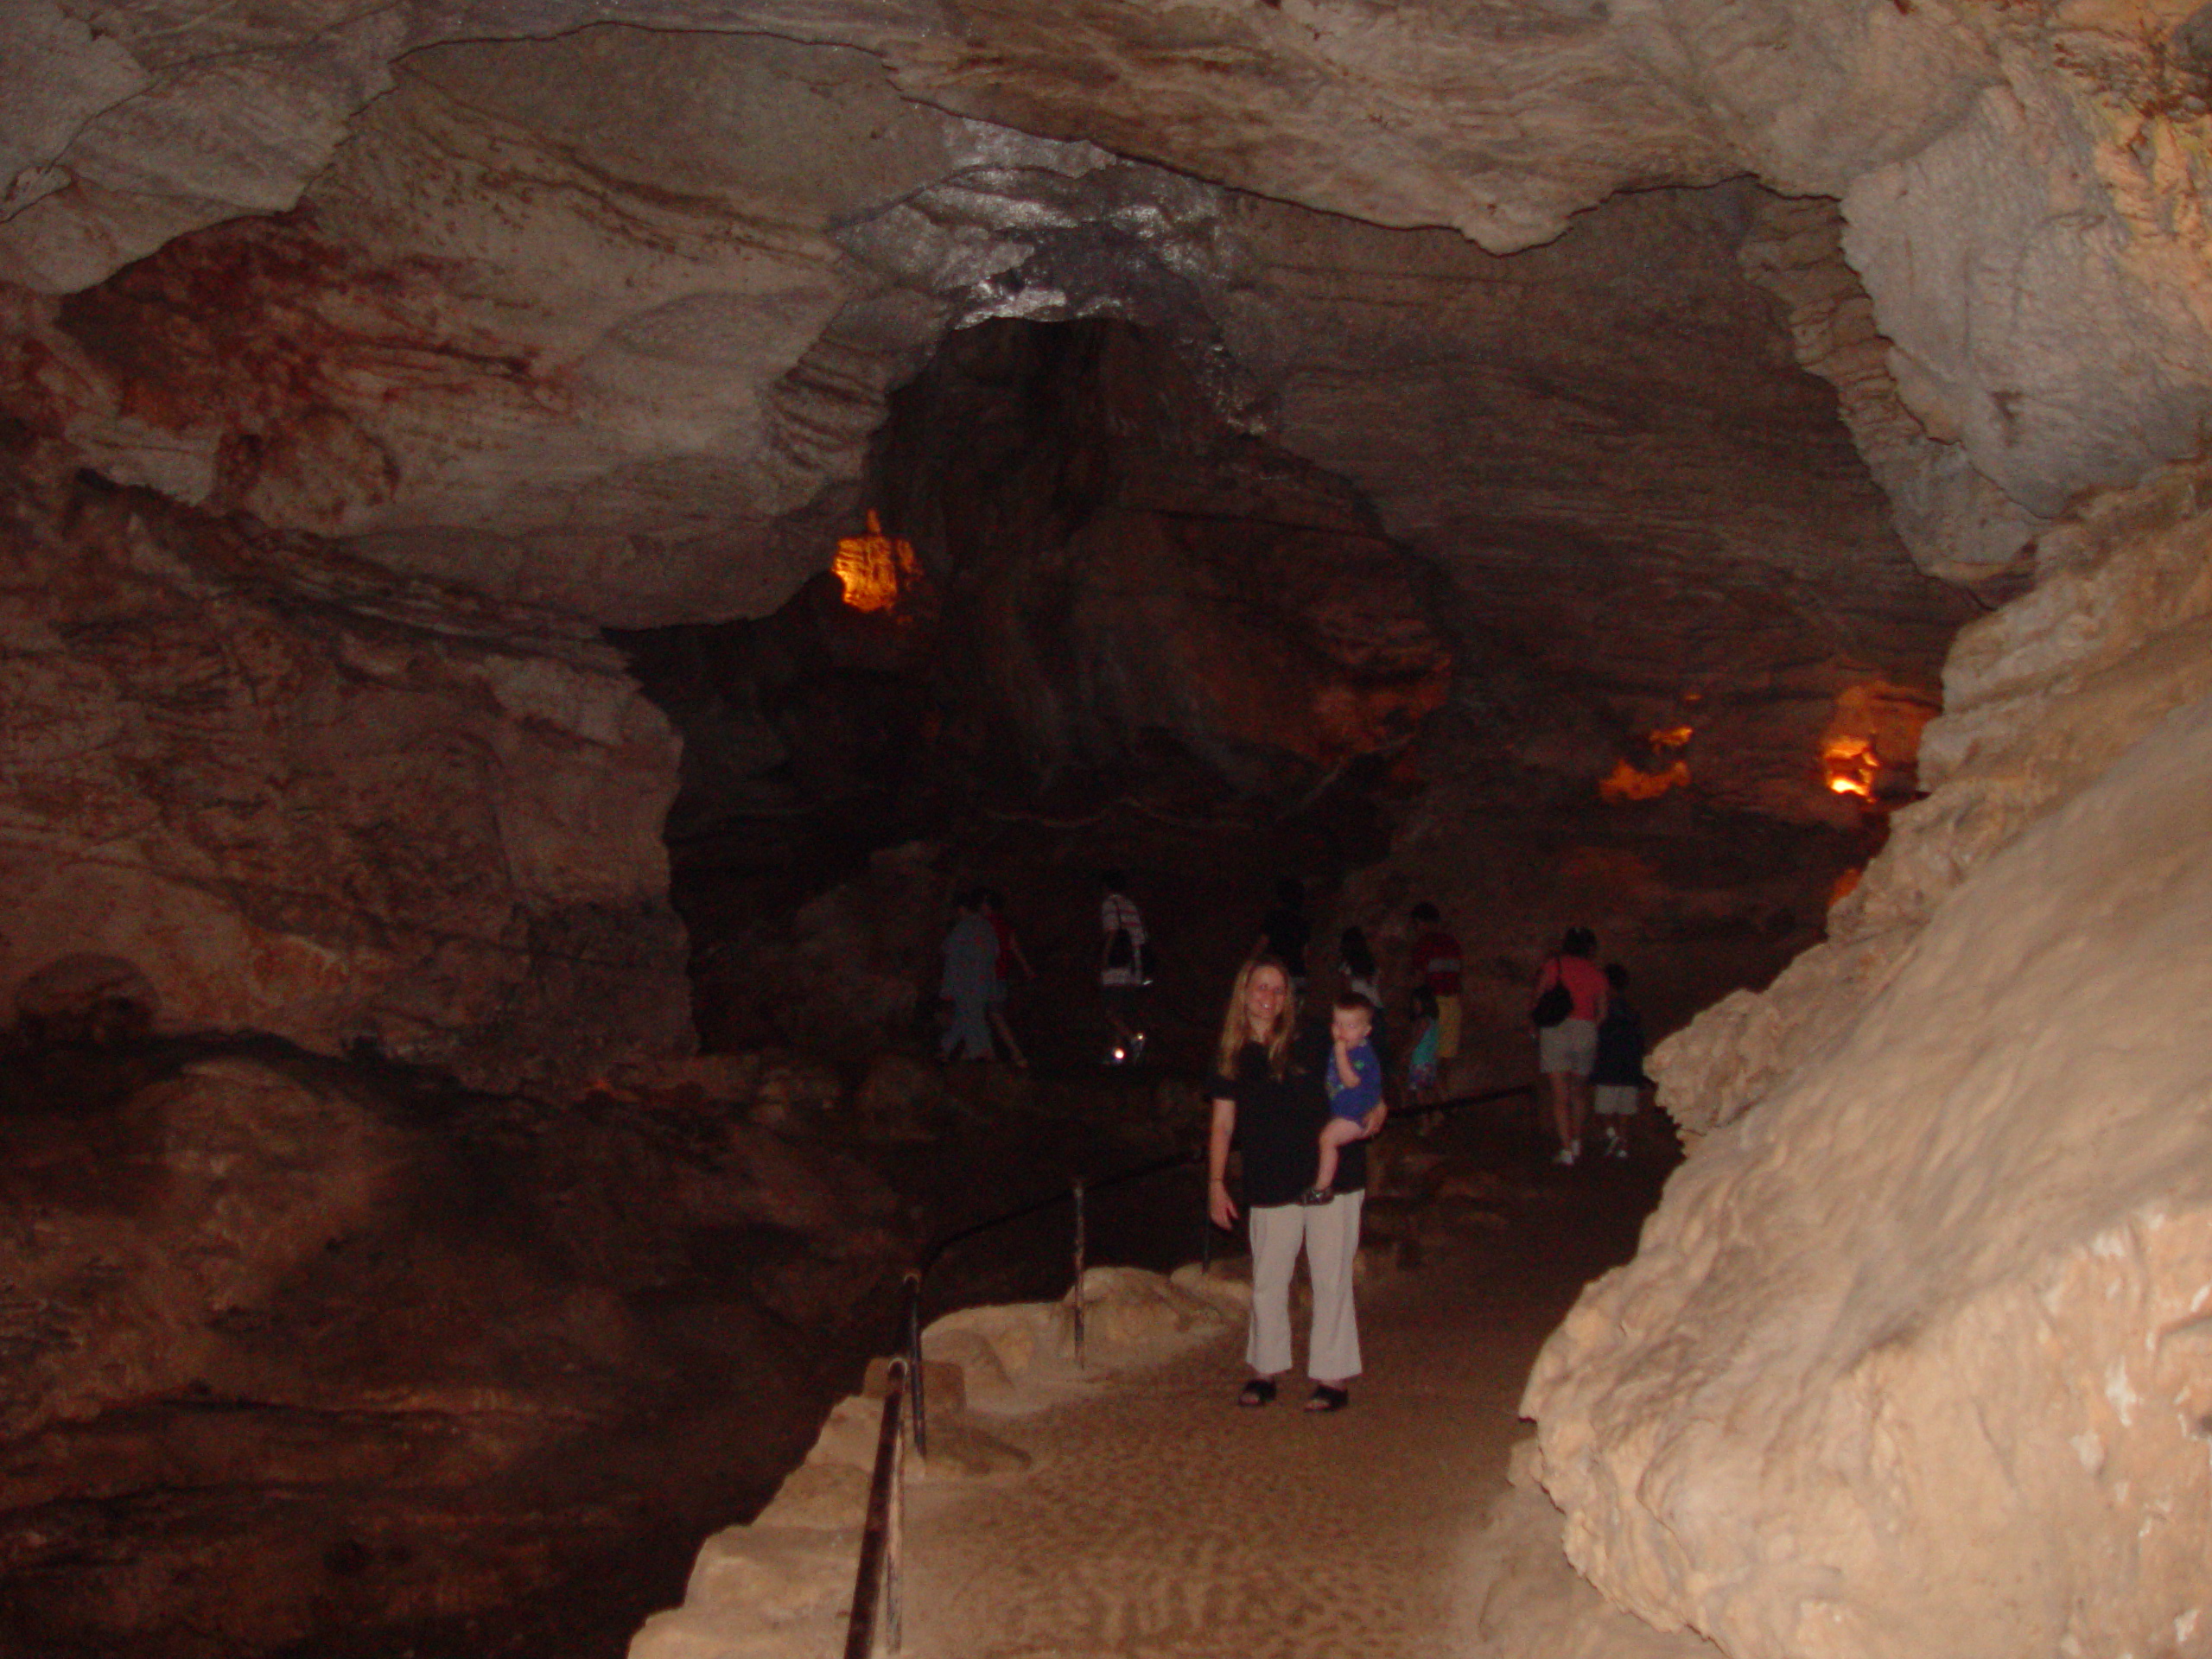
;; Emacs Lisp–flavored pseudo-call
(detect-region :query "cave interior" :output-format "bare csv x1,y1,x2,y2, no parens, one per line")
6,3,2208,1656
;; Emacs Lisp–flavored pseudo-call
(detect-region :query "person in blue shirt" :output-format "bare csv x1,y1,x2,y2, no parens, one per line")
1303,993,1382,1204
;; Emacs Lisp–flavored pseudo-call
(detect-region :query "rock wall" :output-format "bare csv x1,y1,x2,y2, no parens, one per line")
0,463,689,1090
0,1044,909,1657
1522,477,2212,1657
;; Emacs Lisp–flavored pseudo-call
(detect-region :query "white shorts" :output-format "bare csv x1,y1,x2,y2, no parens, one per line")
1539,1018,1598,1077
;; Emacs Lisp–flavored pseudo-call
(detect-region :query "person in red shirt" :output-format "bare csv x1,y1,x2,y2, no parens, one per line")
1531,925,1610,1164
1407,902,1464,1085
978,888,1032,1068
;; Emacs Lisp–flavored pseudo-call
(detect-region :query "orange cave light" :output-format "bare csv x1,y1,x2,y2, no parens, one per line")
1599,758,1691,803
1599,723,1694,803
832,511,918,613
1822,735,1880,800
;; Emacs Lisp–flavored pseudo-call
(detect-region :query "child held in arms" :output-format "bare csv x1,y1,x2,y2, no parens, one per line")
1303,993,1382,1204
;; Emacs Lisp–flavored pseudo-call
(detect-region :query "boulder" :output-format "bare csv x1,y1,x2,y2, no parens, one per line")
1526,489,2212,1659
1065,1263,1228,1354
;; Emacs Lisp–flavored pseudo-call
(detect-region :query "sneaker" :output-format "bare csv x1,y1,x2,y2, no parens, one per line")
1554,1145,1576,1166
1611,1137,1630,1160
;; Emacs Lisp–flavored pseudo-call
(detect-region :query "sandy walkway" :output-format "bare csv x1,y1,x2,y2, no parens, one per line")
899,1190,1643,1659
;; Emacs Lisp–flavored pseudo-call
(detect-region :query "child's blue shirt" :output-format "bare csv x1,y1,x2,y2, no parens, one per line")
1327,1039,1382,1122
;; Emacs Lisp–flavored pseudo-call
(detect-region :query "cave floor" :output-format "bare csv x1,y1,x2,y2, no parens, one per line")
896,1147,1660,1659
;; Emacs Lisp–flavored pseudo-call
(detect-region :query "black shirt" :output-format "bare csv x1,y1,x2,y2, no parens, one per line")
1208,1029,1367,1207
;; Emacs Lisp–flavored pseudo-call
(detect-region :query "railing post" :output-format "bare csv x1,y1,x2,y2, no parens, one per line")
1071,1178,1087,1370
903,1269,926,1463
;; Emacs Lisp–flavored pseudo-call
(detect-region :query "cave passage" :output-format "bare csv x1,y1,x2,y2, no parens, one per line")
626,265,1969,1089
15,6,2212,1656
5,158,1986,1659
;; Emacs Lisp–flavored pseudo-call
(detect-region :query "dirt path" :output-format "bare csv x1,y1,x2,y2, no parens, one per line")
898,1173,1656,1659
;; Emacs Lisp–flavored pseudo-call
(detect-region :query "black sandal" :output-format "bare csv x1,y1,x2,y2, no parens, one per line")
1306,1384,1351,1413
1237,1378,1278,1408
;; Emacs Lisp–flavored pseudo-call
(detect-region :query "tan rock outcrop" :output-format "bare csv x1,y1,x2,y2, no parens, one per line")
1525,490,2212,1656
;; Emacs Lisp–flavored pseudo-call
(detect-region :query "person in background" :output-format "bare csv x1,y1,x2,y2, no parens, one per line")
1532,926,1608,1164
1590,962,1645,1160
1404,986,1441,1111
938,888,1001,1062
1206,957,1384,1414
1408,902,1464,1086
1099,869,1147,1063
978,887,1032,1069
1337,925,1382,1010
1257,878,1313,998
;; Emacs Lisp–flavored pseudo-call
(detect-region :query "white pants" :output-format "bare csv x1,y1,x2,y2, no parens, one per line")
1245,1192,1363,1382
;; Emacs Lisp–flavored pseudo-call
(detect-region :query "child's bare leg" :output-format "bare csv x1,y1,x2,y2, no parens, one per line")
1308,1116,1362,1198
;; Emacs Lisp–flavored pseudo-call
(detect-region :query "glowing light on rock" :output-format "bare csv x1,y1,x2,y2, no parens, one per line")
1599,758,1691,802
1819,682,1936,807
1823,735,1879,799
832,511,918,613
1599,724,1694,802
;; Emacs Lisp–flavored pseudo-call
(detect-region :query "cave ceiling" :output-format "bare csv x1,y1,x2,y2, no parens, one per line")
8,0,2212,769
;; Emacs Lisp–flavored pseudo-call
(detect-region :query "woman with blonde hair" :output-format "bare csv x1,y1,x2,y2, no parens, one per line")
1206,955,1386,1412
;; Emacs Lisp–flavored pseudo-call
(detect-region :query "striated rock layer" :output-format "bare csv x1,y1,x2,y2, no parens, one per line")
0,460,689,1092
1524,477,2212,1658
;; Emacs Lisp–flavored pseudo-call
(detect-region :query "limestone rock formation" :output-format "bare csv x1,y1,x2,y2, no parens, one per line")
1524,480,2212,1657
0,7,2033,1081
0,468,688,1091
14,0,2212,592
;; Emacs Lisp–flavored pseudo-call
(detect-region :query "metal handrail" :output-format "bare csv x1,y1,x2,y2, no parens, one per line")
842,1357,906,1659
845,1144,1201,1657
906,1143,1200,1459
842,1075,1540,1656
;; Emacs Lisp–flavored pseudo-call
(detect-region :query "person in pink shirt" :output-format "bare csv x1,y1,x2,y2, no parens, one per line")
1531,926,1609,1165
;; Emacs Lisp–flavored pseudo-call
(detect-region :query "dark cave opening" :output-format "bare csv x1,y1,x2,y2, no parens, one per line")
619,300,1950,1088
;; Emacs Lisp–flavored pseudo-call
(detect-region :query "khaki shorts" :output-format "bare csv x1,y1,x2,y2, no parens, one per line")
1433,993,1462,1062
1538,1017,1598,1077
